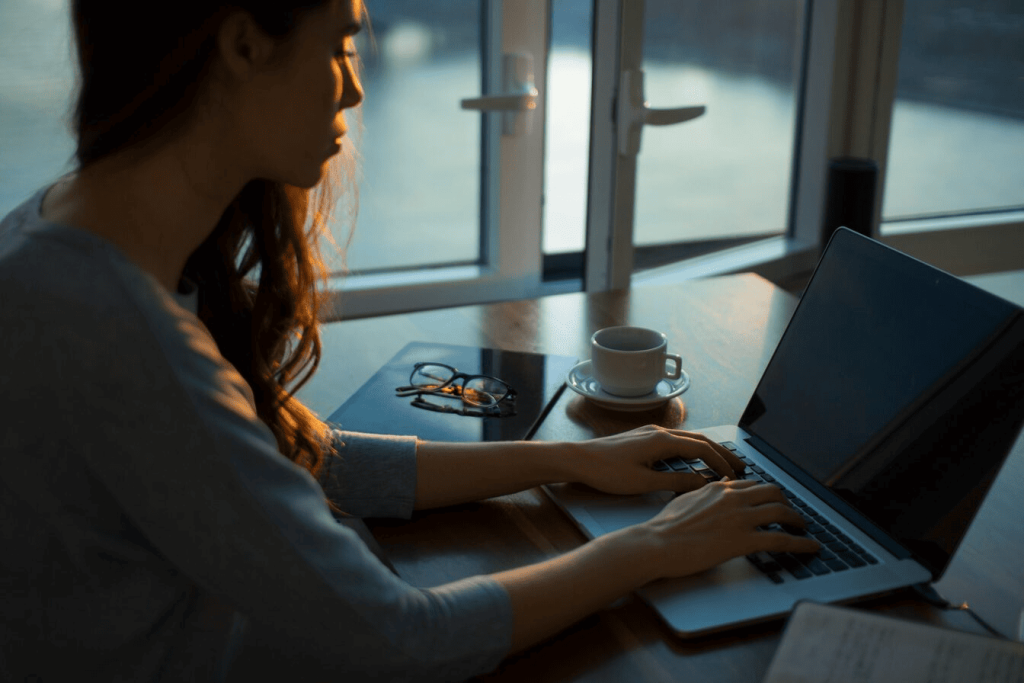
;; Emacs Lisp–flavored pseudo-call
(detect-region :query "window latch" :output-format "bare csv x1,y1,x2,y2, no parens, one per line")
461,52,538,137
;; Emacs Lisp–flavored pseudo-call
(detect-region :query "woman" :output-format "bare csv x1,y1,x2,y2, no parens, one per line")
0,0,818,680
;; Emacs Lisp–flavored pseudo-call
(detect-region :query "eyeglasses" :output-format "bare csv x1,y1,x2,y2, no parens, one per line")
395,362,517,417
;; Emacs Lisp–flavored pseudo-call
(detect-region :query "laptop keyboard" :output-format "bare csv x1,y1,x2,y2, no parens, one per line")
653,441,879,584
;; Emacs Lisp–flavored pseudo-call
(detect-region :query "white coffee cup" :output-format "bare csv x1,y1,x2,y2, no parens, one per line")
590,326,682,397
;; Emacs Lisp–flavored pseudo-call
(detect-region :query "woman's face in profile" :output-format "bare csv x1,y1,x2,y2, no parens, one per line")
243,0,364,188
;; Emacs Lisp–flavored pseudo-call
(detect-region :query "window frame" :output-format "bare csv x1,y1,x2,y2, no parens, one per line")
323,0,1023,320
321,0,567,321
635,0,1024,289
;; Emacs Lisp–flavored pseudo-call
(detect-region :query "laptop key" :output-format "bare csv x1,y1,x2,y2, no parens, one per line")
825,558,850,571
838,551,867,568
803,557,832,576
667,458,691,472
776,555,812,580
747,552,782,573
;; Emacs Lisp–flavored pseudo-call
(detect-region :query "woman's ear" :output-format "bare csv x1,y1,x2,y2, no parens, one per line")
215,10,275,81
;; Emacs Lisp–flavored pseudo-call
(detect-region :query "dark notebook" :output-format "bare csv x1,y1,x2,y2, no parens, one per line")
326,342,579,442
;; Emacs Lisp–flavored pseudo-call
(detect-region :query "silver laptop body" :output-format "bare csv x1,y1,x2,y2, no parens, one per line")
545,229,1024,637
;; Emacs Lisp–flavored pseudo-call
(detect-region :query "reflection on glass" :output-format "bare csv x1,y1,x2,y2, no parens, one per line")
339,2,481,273
328,342,577,443
633,1,805,266
882,0,1024,224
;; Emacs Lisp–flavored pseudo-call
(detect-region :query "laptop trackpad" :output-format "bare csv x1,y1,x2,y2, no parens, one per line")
638,556,798,636
577,491,676,536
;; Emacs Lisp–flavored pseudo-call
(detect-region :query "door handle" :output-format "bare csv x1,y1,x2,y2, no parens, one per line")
617,68,705,156
461,53,538,136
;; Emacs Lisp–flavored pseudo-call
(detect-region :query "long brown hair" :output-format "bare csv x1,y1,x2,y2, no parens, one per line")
71,1,351,476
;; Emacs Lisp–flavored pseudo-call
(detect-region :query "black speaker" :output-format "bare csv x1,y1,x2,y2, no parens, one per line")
822,157,879,243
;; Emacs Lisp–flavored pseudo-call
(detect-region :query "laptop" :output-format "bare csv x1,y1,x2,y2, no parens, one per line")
544,228,1024,637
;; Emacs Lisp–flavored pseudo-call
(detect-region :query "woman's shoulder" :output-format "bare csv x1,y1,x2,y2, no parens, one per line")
0,184,230,410
2,182,194,327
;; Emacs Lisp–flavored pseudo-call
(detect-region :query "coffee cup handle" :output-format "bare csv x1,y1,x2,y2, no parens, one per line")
665,354,682,380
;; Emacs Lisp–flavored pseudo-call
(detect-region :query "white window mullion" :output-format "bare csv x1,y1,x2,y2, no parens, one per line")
583,0,624,292
493,0,548,294
789,0,841,248
585,0,643,292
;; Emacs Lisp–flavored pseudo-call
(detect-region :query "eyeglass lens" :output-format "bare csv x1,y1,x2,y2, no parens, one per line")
410,364,509,407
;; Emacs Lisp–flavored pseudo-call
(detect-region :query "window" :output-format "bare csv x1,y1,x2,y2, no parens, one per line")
0,0,75,218
882,1,1024,225
632,1,805,269
342,3,482,273
3,1,1019,315
326,0,553,318
827,0,1024,278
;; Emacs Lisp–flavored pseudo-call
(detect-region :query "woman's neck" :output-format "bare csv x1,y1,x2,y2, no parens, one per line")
41,133,249,293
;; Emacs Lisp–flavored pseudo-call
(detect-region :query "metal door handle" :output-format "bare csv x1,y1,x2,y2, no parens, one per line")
618,68,705,156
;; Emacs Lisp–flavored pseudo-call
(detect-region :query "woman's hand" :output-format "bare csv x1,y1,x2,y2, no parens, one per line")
565,425,747,495
496,477,819,653
632,479,820,580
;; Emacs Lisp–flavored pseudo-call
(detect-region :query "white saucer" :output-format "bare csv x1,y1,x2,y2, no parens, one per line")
565,360,690,412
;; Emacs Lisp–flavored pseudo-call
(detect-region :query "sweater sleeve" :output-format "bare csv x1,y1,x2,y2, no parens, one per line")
120,298,512,680
18,259,513,681
319,430,419,519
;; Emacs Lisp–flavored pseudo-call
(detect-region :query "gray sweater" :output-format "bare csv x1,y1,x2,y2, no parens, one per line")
0,187,513,681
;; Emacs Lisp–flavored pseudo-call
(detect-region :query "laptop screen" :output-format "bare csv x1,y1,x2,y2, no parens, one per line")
741,229,1024,573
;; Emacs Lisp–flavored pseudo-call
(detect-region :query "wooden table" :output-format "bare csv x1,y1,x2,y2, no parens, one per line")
299,274,1024,682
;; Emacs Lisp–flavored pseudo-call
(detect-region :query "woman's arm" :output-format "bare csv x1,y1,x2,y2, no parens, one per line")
414,425,748,510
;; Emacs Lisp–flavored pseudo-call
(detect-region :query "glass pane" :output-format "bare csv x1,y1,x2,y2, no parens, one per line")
332,2,482,273
0,0,76,218
633,1,805,267
881,1,1024,224
543,0,593,256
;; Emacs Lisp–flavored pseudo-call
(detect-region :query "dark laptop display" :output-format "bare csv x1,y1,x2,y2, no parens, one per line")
740,229,1024,576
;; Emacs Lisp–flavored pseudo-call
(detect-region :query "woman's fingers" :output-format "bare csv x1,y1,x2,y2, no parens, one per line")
758,529,821,555
655,436,734,480
659,429,746,479
746,500,807,529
